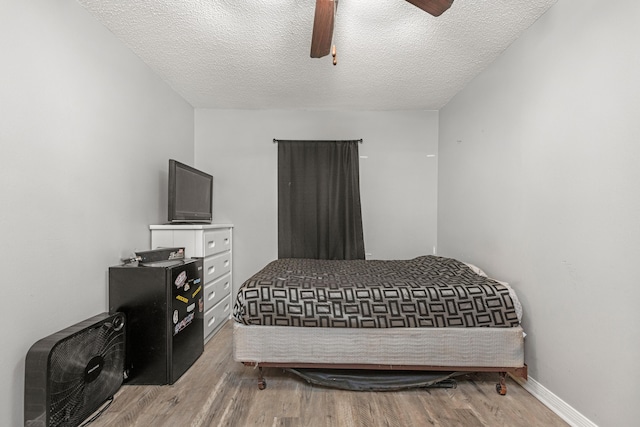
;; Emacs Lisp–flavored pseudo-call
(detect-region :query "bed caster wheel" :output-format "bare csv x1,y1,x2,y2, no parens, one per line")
257,366,266,390
496,372,508,395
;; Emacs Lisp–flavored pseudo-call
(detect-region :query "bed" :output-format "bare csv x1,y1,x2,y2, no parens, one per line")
232,255,527,394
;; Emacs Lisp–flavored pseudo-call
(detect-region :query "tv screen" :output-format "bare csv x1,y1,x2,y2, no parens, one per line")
168,159,213,223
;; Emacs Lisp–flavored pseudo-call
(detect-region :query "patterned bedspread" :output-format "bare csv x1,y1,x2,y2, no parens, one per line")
233,256,520,328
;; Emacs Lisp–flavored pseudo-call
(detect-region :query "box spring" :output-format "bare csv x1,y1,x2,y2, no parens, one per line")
233,322,525,368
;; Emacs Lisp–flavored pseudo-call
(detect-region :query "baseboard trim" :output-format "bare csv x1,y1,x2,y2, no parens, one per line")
513,376,598,427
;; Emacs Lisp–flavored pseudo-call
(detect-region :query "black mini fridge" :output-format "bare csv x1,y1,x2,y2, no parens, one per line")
109,258,204,385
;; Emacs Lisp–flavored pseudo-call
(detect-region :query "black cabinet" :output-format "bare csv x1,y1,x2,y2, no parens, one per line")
109,258,204,385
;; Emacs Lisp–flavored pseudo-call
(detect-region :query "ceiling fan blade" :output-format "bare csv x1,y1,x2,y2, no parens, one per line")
310,0,336,58
405,0,454,17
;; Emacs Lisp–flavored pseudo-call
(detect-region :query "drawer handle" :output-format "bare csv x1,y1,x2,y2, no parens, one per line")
223,282,230,290
224,238,229,245
208,317,216,327
208,240,215,248
224,260,229,267
208,291,215,301
208,266,215,274
224,304,230,312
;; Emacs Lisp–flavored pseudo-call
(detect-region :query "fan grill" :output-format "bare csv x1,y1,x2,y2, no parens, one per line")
44,315,125,426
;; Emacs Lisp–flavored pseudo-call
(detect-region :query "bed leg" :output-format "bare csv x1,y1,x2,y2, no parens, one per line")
257,366,267,390
496,372,507,395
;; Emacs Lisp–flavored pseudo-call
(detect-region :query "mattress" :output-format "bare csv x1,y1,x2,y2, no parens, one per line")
233,322,525,368
233,256,521,329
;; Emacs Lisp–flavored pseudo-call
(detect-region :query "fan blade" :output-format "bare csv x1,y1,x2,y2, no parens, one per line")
405,0,453,17
310,0,336,58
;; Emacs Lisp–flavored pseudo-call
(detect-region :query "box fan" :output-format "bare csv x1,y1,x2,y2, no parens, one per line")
24,312,126,427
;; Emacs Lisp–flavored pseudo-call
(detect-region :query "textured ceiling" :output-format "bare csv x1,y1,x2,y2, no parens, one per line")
77,0,557,110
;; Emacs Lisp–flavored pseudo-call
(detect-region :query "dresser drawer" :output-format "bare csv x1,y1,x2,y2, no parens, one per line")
204,296,230,340
204,273,231,311
203,252,231,283
203,229,231,257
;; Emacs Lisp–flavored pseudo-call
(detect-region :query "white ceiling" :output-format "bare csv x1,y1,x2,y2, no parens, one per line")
77,0,557,110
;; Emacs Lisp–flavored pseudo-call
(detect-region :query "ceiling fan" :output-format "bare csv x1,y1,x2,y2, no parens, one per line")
310,0,454,60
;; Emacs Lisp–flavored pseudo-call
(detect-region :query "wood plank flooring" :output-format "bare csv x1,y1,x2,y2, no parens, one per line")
91,321,568,427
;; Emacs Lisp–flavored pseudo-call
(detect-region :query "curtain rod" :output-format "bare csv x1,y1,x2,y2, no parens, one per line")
273,138,363,144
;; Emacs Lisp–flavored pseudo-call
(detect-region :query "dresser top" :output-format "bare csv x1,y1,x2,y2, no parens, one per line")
149,223,233,230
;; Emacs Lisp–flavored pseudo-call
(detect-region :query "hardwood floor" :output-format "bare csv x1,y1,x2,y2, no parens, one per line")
91,321,568,427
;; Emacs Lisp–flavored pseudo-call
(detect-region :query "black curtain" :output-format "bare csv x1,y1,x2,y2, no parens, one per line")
278,140,365,260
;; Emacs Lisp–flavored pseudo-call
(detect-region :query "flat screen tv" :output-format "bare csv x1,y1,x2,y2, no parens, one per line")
168,159,213,223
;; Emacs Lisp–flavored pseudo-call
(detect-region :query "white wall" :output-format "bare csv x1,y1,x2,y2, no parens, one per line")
438,1,640,425
0,1,194,425
195,109,438,294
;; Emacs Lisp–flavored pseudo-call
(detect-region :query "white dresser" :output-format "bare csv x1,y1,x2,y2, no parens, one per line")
150,224,233,343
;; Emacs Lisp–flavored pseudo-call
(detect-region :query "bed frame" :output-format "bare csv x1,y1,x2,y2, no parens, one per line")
233,322,527,395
